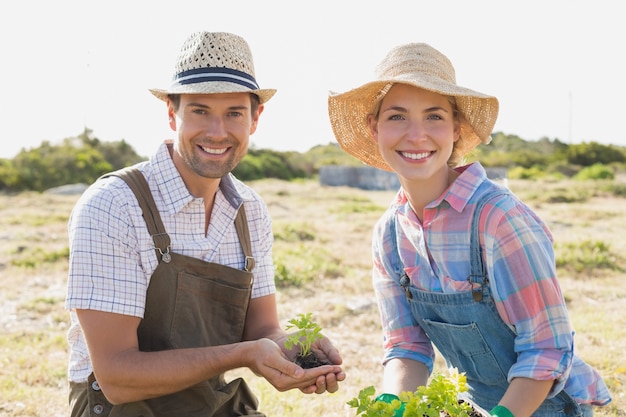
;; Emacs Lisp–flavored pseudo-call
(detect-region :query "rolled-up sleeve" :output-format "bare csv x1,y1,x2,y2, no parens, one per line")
486,203,573,397
372,212,436,372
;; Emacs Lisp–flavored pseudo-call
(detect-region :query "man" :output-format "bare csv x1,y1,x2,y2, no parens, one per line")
66,31,344,417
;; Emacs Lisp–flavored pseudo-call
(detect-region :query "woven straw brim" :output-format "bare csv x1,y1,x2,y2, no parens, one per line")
149,83,277,104
328,79,499,172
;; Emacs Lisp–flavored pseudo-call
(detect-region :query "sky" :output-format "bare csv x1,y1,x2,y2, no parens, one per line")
1,0,624,159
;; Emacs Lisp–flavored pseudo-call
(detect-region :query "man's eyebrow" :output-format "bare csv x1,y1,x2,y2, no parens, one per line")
186,102,209,109
186,102,249,111
227,105,250,111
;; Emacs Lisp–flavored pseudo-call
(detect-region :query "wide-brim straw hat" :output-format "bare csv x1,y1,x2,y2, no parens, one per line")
150,31,276,104
328,43,499,171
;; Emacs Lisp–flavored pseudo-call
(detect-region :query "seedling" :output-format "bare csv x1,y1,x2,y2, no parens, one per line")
284,312,327,368
347,368,478,417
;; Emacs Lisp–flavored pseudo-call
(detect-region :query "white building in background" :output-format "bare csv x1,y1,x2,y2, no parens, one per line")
319,166,508,191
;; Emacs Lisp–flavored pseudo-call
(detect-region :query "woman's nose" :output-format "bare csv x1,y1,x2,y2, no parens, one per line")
406,119,428,142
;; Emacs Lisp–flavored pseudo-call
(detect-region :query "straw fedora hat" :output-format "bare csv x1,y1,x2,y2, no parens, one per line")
328,43,499,171
150,31,276,104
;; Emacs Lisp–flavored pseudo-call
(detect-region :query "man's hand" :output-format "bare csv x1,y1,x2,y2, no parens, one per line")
300,334,346,394
245,338,344,393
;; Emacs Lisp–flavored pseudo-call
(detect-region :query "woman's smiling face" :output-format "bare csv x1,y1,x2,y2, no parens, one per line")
369,83,460,183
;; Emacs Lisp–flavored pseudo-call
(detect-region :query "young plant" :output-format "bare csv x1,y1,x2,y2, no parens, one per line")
284,312,326,368
347,386,401,417
348,368,479,417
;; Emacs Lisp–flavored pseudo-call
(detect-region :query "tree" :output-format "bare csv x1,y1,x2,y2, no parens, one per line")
566,141,626,166
0,129,145,192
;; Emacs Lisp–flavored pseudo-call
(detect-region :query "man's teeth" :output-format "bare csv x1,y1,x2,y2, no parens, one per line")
201,146,227,155
401,151,430,160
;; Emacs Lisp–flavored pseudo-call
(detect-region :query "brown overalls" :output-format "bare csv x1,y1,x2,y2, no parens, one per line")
69,168,264,416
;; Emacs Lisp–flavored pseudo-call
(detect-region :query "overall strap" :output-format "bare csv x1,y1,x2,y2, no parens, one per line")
234,203,255,272
103,167,171,262
102,167,255,271
468,188,508,300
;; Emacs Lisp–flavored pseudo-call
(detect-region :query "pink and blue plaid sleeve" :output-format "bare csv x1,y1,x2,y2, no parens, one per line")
486,202,573,395
372,215,435,372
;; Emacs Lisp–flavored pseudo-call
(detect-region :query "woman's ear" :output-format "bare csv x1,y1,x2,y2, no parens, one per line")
453,120,461,143
367,114,379,143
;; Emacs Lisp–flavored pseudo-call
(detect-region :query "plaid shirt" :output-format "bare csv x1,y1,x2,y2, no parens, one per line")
372,162,610,405
65,141,275,382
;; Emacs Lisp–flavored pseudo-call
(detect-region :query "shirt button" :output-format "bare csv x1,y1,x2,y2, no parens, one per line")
93,404,104,414
91,380,101,391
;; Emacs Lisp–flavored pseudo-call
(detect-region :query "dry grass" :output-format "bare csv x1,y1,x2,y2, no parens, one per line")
0,178,624,416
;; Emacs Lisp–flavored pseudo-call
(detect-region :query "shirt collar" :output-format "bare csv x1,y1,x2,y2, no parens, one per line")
394,162,489,214
439,162,488,212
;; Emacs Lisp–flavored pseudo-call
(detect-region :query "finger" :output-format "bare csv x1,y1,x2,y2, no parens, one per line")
313,338,342,365
298,383,318,394
325,346,342,365
301,364,340,379
335,370,347,382
314,375,327,394
323,372,339,394
274,359,304,379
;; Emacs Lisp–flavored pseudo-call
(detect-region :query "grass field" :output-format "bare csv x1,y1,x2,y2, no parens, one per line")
0,177,624,416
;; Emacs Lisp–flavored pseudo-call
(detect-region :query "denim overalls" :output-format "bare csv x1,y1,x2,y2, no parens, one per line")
399,190,592,417
69,168,263,417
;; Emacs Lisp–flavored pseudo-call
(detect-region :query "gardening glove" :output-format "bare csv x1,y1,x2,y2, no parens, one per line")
375,393,406,417
490,405,514,417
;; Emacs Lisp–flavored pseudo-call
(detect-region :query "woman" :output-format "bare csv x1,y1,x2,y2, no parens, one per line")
328,43,611,417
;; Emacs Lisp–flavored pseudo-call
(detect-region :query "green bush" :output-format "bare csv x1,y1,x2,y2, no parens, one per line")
566,142,626,166
508,166,547,180
574,164,615,180
3,130,626,192
0,129,145,192
555,240,620,273
273,244,343,288
602,182,626,197
233,148,307,181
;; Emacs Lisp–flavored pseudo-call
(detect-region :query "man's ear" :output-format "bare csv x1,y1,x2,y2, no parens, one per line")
250,104,264,135
166,101,177,131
